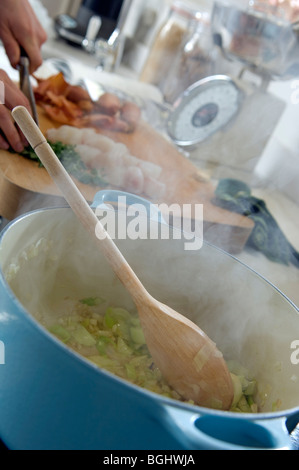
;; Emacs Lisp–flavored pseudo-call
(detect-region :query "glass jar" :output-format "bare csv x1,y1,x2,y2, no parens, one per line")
160,11,216,103
139,1,196,86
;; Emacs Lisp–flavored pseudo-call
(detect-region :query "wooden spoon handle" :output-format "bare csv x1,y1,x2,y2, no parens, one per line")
12,106,149,304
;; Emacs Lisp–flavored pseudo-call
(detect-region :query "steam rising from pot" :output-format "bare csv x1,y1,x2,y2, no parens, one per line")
1,207,299,413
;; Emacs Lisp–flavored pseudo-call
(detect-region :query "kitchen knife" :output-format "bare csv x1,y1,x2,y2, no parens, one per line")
18,47,39,125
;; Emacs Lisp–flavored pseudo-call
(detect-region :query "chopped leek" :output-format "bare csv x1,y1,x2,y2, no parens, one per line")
230,373,243,409
71,324,97,347
46,299,261,412
130,326,146,345
96,336,113,355
49,324,71,343
80,297,104,307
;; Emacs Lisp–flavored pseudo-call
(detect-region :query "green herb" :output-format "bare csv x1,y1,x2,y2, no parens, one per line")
11,141,108,187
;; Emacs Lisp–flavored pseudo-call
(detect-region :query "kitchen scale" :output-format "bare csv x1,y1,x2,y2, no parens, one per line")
167,74,244,148
162,0,299,180
165,70,285,179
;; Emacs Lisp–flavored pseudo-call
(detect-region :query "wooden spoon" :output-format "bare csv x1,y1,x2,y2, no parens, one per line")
12,106,234,410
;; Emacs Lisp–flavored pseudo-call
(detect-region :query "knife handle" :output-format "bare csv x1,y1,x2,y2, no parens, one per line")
20,46,28,58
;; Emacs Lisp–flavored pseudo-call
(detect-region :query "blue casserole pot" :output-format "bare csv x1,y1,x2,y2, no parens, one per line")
0,190,298,450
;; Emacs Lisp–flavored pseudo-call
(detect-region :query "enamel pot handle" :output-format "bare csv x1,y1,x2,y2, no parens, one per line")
162,404,298,450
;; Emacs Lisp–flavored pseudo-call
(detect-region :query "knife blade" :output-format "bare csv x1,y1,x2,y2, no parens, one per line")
18,47,39,125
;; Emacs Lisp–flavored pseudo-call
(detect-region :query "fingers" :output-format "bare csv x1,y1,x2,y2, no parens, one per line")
0,70,31,111
2,30,47,74
0,28,20,72
0,70,30,152
16,26,47,74
0,130,10,150
21,40,45,75
0,105,27,152
17,19,47,74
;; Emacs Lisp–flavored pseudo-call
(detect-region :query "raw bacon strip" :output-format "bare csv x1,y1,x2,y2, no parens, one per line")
45,92,83,119
34,73,141,133
65,85,91,103
41,105,81,126
34,72,69,98
80,113,117,130
95,93,122,115
120,102,141,130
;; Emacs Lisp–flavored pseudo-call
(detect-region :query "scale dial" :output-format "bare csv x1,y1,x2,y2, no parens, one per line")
167,75,243,147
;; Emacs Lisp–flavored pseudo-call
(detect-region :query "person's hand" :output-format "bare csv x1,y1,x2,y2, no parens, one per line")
0,70,32,152
0,0,47,74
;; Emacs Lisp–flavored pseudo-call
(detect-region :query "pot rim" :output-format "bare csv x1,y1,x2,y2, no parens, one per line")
0,205,299,421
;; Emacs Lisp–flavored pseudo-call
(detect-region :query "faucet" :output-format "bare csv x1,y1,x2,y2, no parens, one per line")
82,15,102,53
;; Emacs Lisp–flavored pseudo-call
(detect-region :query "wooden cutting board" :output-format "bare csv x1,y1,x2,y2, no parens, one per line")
0,107,254,253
